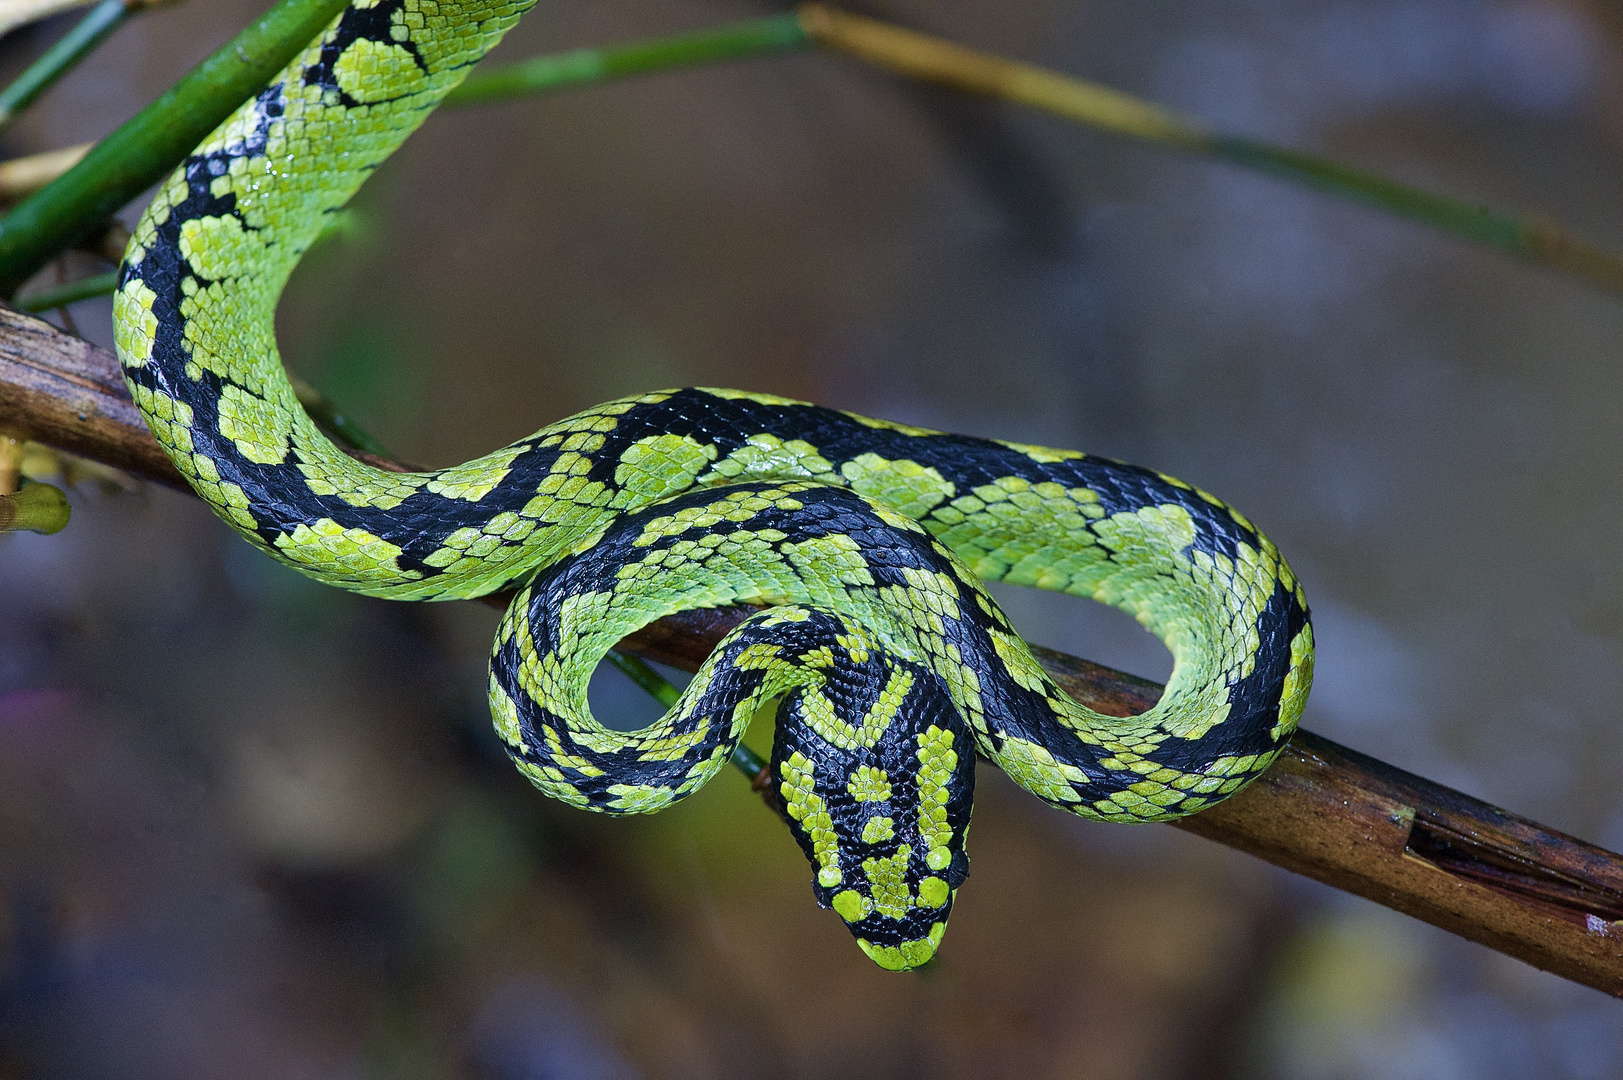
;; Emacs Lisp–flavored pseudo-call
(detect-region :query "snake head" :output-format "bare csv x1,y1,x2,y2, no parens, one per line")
771,641,977,971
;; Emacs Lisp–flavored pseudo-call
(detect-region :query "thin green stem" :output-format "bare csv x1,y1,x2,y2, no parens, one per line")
0,479,70,533
800,3,1623,298
729,740,768,779
603,650,769,779
15,268,115,311
0,0,352,296
0,0,131,133
604,650,681,708
1208,137,1532,267
444,12,809,107
288,375,395,459
1202,138,1623,292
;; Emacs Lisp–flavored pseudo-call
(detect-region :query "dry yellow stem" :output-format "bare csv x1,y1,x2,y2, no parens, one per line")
0,143,93,202
796,3,1209,149
0,0,95,38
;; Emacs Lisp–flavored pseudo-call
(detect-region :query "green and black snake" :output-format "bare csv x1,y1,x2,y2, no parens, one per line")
112,0,1313,971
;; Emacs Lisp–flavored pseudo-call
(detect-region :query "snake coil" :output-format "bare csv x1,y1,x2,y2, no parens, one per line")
113,0,1313,970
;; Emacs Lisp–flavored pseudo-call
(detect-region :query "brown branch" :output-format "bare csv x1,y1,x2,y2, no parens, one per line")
0,303,184,485
3,307,1621,997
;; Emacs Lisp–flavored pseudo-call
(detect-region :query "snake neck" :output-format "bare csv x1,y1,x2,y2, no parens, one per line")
113,0,537,594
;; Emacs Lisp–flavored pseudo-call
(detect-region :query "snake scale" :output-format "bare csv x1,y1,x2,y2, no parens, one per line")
111,0,1313,970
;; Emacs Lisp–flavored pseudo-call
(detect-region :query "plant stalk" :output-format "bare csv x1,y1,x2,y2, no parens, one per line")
797,3,1623,298
444,12,808,106
0,0,351,295
14,266,113,310
0,477,69,532
0,0,130,132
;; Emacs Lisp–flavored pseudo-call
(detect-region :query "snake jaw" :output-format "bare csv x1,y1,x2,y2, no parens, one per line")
770,630,976,972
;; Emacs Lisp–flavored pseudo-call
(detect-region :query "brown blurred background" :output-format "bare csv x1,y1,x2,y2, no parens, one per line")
2,0,1623,1075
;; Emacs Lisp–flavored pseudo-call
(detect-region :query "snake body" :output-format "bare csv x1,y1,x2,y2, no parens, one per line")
112,0,1313,970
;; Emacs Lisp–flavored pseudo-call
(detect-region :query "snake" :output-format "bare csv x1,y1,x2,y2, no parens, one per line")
111,0,1314,971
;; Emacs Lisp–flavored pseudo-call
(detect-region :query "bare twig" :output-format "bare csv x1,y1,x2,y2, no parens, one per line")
0,303,182,483
1,309,1618,995
797,4,1623,299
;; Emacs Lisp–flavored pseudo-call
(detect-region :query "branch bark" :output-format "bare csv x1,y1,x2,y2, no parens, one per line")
3,306,1620,997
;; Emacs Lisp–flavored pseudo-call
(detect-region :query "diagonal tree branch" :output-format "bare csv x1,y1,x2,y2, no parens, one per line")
1,306,1620,995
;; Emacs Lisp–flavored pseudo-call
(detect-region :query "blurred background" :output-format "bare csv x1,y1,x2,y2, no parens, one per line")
2,0,1622,1075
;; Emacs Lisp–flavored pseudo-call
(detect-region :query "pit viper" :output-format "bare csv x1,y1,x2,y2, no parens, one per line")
111,0,1314,971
